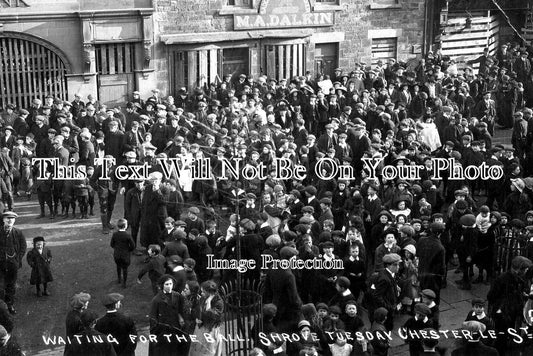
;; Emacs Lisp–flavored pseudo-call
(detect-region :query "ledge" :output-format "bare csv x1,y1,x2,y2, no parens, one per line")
161,29,313,45
0,8,153,22
314,4,344,11
369,4,402,10
218,6,257,15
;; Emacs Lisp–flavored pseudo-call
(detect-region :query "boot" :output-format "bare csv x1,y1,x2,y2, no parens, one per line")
89,207,94,216
107,211,115,230
101,214,109,234
37,207,45,219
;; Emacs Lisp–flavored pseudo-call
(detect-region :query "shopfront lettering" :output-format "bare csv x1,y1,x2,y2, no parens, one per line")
234,12,333,30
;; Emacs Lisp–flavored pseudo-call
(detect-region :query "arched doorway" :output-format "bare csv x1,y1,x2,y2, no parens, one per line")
0,32,71,109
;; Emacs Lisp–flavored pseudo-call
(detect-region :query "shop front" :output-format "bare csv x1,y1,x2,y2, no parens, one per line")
160,0,340,93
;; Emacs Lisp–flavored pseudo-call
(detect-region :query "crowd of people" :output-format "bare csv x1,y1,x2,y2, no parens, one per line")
1,41,533,355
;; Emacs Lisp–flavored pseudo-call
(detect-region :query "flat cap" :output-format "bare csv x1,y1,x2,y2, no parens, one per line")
175,220,187,227
188,207,200,215
305,186,317,195
319,197,332,205
471,298,485,306
421,289,436,299
459,214,476,227
265,234,281,247
462,320,486,333
430,222,446,233
280,246,298,259
414,303,431,316
102,293,124,306
322,241,334,249
2,211,18,219
383,253,401,264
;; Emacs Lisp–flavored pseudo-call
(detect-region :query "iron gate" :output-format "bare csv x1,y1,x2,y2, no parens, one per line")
0,35,68,109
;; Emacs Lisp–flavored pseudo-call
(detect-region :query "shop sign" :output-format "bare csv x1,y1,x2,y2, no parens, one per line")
234,0,334,30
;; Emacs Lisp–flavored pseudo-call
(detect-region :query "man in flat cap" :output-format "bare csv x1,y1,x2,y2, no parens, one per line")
95,293,137,356
0,211,26,314
368,253,401,331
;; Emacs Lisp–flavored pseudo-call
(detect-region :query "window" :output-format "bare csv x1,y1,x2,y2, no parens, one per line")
95,43,136,75
371,38,397,65
370,0,401,9
227,0,251,7
315,0,337,3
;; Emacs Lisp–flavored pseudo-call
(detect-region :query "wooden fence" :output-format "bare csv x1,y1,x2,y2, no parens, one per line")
440,10,500,73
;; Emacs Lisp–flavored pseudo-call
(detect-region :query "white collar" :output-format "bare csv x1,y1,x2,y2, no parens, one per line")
472,311,486,319
341,289,352,297
385,268,395,278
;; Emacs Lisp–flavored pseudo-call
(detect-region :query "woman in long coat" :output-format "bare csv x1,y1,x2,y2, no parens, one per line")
148,275,188,356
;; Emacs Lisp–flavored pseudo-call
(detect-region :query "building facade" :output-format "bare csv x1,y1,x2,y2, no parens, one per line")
155,0,429,97
1,0,431,108
0,0,156,108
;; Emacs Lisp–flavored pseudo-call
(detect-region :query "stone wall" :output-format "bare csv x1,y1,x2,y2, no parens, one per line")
153,0,426,94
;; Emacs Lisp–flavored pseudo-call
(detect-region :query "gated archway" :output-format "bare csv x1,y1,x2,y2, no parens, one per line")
0,32,71,109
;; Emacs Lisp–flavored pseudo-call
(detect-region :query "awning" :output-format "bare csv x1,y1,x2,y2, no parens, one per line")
160,29,313,45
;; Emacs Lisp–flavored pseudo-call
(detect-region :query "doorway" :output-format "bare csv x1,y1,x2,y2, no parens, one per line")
222,47,249,84
314,43,338,80
95,43,136,107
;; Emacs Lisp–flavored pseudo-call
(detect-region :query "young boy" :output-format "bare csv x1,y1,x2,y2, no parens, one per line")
73,173,91,219
329,277,356,313
85,166,96,216
26,236,53,297
110,219,135,288
137,244,165,295
402,303,432,356
465,298,494,330
33,168,54,219
316,302,328,329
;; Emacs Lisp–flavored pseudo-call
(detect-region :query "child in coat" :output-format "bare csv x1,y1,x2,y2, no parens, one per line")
110,219,135,288
137,244,165,295
26,236,53,296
